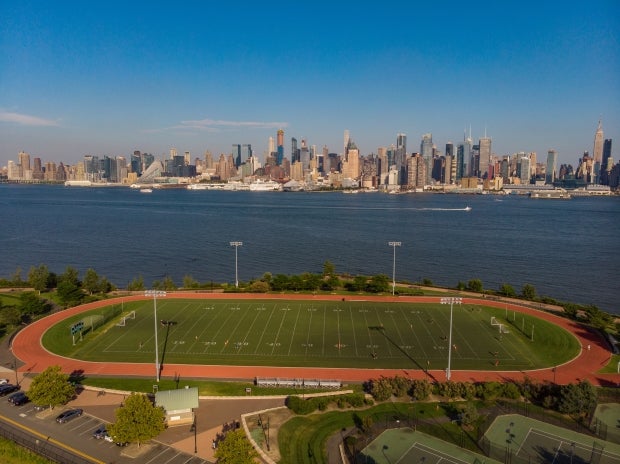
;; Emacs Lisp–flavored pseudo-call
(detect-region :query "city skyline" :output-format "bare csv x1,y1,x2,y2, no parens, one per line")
1,2,618,167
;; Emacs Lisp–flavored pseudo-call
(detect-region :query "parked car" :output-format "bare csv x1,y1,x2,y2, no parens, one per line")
104,434,128,446
92,424,108,440
55,408,83,423
7,391,28,406
0,384,19,396
0,378,9,385
33,404,50,411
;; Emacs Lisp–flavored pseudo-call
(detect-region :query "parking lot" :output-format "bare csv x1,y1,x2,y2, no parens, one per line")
0,380,211,464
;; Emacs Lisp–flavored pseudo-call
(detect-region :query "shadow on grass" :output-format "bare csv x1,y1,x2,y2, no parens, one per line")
369,326,438,382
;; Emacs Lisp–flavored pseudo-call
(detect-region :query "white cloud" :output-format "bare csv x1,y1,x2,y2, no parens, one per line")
0,111,60,127
145,118,288,133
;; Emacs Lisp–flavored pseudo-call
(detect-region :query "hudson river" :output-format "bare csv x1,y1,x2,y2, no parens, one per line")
1,184,618,313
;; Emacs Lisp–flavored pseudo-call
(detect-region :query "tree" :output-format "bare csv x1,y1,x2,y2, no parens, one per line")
27,365,76,409
82,268,101,295
182,275,199,289
56,280,84,307
467,279,483,293
521,283,537,300
28,264,50,293
367,274,390,293
19,291,50,317
458,402,479,427
127,276,145,291
58,266,80,287
0,305,22,327
499,283,516,297
558,380,597,418
322,260,335,277
107,393,165,447
214,429,259,464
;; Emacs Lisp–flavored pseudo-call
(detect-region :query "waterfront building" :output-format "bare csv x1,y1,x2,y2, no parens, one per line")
406,153,426,189
545,150,558,184
395,133,407,185
519,156,531,184
421,133,433,185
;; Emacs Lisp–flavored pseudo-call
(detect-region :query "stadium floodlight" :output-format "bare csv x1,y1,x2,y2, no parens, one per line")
230,241,243,288
440,297,462,381
388,241,401,296
145,290,166,381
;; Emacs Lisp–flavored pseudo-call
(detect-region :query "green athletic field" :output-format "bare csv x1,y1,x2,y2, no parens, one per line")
42,299,579,370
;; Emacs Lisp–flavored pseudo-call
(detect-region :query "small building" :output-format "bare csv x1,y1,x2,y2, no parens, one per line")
155,387,199,427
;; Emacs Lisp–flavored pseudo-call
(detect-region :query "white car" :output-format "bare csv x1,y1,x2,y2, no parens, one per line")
0,379,9,385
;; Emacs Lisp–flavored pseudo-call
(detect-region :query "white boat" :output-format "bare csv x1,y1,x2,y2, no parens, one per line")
139,188,153,193
249,180,282,191
464,206,472,211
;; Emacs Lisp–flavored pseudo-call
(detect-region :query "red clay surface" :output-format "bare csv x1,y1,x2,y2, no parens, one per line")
11,293,619,386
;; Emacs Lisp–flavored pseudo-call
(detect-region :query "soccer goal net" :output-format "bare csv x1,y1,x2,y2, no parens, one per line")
491,317,510,334
117,310,136,327
82,315,104,332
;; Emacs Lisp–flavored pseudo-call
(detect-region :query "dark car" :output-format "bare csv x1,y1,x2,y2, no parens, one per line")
92,424,108,440
33,404,50,411
0,384,19,396
7,391,28,406
55,408,83,423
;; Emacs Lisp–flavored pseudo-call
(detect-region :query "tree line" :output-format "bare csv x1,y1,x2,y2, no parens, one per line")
0,261,617,335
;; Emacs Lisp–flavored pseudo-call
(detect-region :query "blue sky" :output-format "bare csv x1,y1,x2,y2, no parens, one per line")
1,1,618,167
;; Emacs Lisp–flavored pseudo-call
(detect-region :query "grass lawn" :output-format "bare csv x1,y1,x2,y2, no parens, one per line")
42,299,579,371
0,437,53,464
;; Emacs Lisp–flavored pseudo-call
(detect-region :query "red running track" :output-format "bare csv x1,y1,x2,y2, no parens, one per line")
11,293,619,386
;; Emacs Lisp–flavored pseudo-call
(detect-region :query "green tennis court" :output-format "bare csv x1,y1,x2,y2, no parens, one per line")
484,414,620,464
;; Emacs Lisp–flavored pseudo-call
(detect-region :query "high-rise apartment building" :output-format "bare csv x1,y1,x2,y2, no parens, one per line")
545,149,558,184
420,133,433,185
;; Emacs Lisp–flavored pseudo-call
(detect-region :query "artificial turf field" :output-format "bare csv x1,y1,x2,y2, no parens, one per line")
44,299,579,371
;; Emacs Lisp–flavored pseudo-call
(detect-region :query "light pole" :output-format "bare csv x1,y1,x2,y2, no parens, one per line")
145,290,166,381
440,297,462,381
388,241,401,296
230,241,243,288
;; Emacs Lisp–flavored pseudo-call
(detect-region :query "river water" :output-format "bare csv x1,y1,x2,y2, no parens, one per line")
1,184,618,313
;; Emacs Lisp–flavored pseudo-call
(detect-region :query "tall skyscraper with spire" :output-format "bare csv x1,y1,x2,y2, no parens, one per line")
593,119,604,165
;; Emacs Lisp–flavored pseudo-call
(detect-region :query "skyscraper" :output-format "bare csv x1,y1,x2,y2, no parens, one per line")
420,133,433,185
478,136,492,179
593,119,604,165
545,150,558,184
232,144,241,167
276,129,284,165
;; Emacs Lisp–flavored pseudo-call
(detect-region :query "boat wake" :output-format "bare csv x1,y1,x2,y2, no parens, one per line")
417,206,472,212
